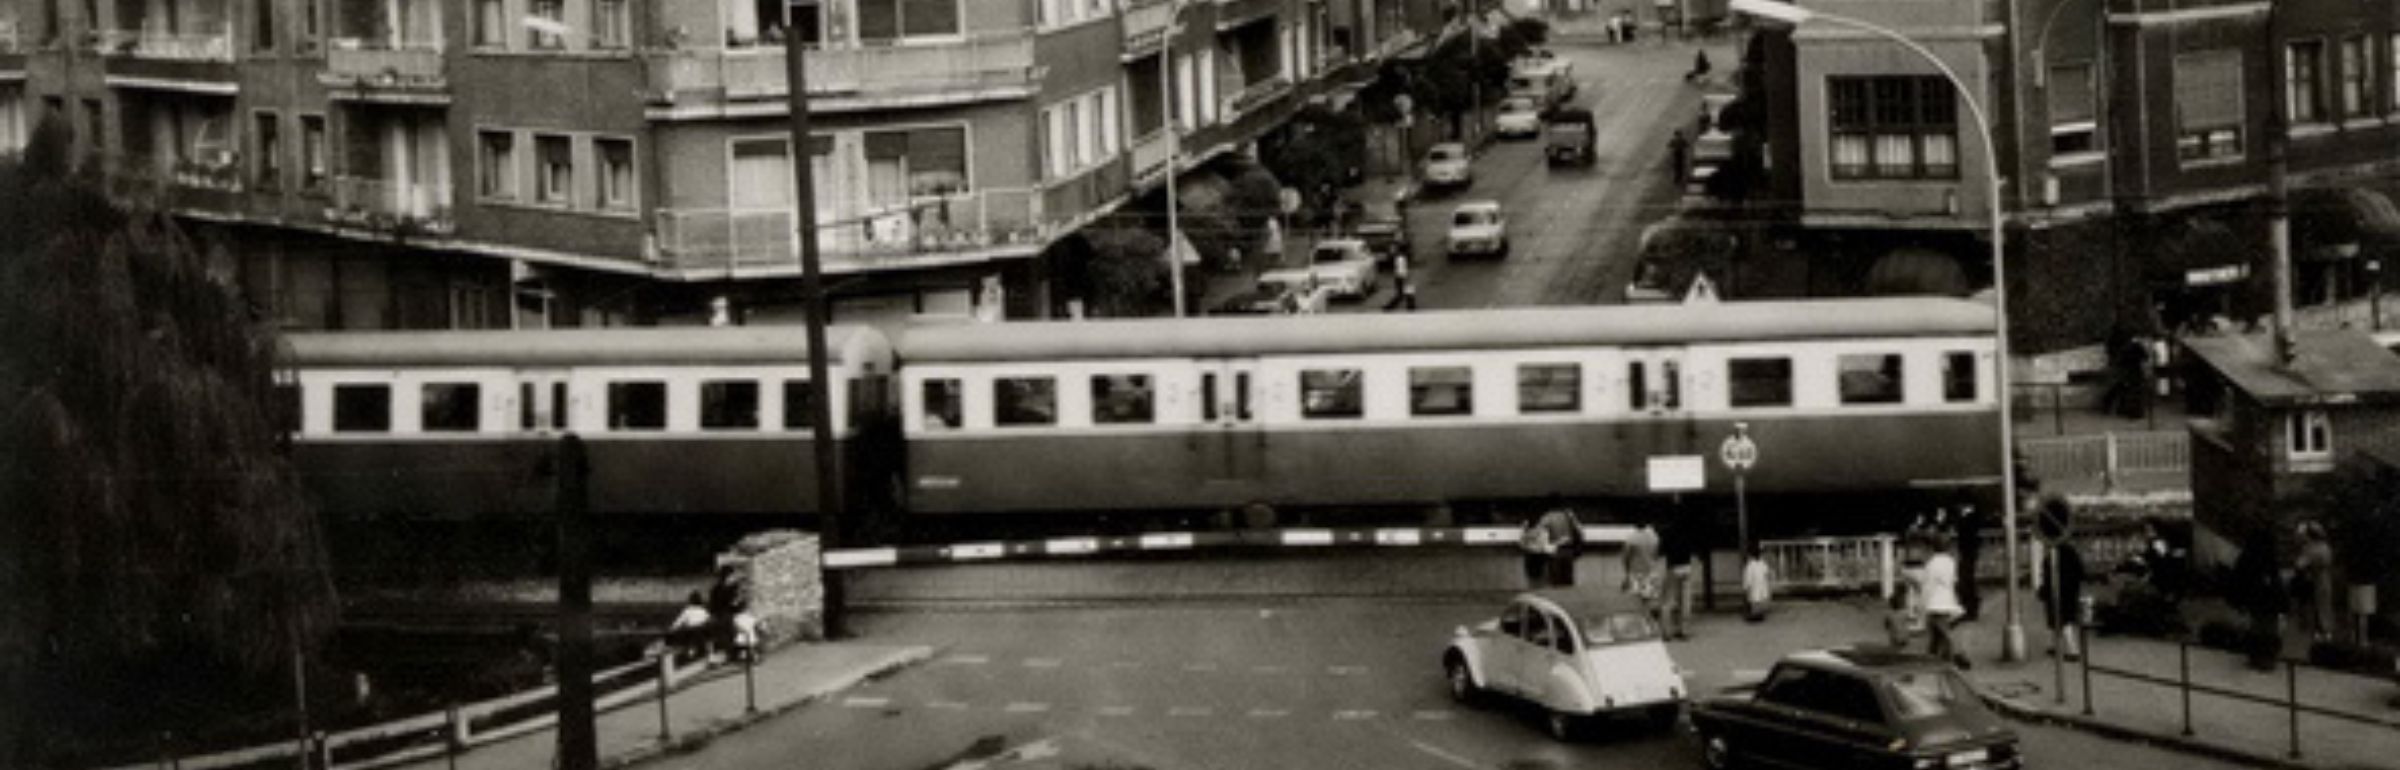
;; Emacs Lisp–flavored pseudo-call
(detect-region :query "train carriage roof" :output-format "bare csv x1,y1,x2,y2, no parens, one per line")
281,325,894,372
897,298,1995,364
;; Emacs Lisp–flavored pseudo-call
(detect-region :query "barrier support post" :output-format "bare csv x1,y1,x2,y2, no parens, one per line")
446,702,464,770
745,653,758,714
1879,536,1895,600
656,655,674,742
2287,660,2301,759
2179,642,2193,736
2080,623,2094,716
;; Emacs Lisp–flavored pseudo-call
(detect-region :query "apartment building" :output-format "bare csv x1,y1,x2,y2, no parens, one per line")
0,0,1420,330
1754,0,2400,349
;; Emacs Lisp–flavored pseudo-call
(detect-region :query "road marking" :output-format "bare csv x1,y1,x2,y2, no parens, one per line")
926,700,970,710
1023,658,1063,669
1327,665,1368,676
1182,662,1219,672
941,654,990,666
841,696,891,709
1333,709,1380,720
1247,707,1290,718
1407,739,1485,770
1250,665,1288,674
1003,701,1051,713
1413,710,1455,721
1167,706,1214,718
1107,661,1143,669
1097,705,1136,717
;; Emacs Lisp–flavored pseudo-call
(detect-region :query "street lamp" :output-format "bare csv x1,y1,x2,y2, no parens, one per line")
1729,0,2028,663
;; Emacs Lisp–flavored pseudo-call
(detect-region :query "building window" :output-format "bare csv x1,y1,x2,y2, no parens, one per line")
478,130,517,200
300,114,327,190
1300,369,1364,419
700,381,761,430
920,379,961,430
1826,76,1956,180
596,137,634,211
254,0,277,51
1942,352,1978,403
420,383,481,432
606,381,667,430
863,126,968,210
474,0,506,47
2286,39,2325,125
1516,364,1581,414
1409,366,1474,417
1098,88,1121,157
529,0,566,49
2046,63,2097,157
1091,374,1155,424
301,0,322,51
858,0,960,42
251,111,281,189
0,92,24,157
333,385,391,432
593,0,631,49
535,134,571,205
2338,36,2369,119
1837,353,1904,405
2174,50,2244,162
2287,410,2332,460
1728,357,1793,408
994,377,1057,426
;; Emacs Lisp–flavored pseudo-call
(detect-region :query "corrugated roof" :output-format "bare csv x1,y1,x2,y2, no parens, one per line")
896,298,1997,364
2182,330,2400,405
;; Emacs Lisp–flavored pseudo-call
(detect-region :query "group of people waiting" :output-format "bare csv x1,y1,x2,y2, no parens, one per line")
1887,505,1993,669
666,564,763,664
1517,501,1763,641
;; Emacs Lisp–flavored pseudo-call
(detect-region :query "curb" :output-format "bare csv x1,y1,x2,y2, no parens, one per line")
1974,690,2313,770
597,645,939,770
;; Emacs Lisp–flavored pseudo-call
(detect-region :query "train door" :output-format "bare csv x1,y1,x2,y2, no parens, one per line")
1197,359,1266,482
515,370,572,435
1623,348,1687,418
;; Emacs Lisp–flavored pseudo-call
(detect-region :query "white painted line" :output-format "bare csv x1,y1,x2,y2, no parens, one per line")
1250,665,1288,674
940,654,990,666
1182,662,1219,672
946,542,1006,561
1333,709,1379,720
1327,665,1368,676
1412,710,1455,721
823,548,897,569
1281,529,1336,546
1407,739,1484,770
926,700,970,710
1022,658,1063,669
1137,532,1195,550
1097,705,1136,717
1463,527,1518,545
1247,707,1290,718
841,696,891,709
1167,706,1214,718
1108,661,1144,669
1042,536,1100,555
1373,528,1423,546
1003,702,1051,713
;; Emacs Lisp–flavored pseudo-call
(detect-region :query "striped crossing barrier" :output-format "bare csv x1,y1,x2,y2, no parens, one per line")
822,525,1640,570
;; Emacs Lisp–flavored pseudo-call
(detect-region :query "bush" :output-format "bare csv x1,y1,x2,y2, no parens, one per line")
2305,640,2398,677
2096,582,2187,638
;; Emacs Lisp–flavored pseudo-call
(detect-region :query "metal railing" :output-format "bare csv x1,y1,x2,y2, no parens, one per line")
651,189,1047,274
324,39,448,88
1130,129,1175,178
645,33,1038,102
1758,535,1898,597
328,176,455,233
91,24,235,62
1225,75,1294,116
2019,431,2188,493
2073,631,2400,760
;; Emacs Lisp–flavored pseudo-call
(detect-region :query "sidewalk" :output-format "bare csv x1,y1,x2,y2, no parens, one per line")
391,642,933,770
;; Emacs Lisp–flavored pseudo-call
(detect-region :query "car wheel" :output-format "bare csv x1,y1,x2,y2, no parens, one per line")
1647,703,1683,732
1701,732,1740,769
1498,239,1512,259
1444,656,1480,705
1545,710,1582,742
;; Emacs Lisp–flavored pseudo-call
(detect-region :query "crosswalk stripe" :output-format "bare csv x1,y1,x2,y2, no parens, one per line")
1004,702,1051,713
841,696,890,709
1333,709,1379,720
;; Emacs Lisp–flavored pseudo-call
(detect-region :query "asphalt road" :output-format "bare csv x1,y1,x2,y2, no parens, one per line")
1398,38,1733,310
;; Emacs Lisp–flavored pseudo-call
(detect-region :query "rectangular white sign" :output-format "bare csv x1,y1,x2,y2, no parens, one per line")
1647,455,1707,492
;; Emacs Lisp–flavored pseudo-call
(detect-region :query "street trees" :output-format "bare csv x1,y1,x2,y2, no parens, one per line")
0,121,336,765
1261,106,1366,230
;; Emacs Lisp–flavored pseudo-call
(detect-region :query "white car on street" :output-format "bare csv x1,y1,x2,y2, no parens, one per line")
1443,591,1688,741
1258,239,1380,299
1446,200,1510,259
1495,97,1544,139
1422,142,1473,189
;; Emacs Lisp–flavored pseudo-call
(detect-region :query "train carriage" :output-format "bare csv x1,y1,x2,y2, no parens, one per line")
281,326,894,520
895,298,2002,518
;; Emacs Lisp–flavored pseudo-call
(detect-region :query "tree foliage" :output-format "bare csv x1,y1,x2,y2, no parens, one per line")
1260,106,1366,224
0,120,335,765
1080,225,1173,317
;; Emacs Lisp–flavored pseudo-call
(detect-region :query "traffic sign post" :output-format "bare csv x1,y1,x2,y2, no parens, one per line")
1720,423,1758,552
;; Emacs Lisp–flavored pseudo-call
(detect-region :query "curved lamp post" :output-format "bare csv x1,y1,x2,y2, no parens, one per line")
1729,0,2027,663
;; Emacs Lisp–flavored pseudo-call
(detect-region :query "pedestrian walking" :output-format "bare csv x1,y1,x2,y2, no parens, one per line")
1622,521,1664,617
1741,545,1773,623
2233,529,2285,671
666,591,713,662
1536,499,1585,587
1668,130,1690,186
1518,517,1554,589
1685,49,1713,83
1952,504,1984,622
2294,521,2335,642
1660,518,1700,640
1922,534,1969,669
2036,498,2086,661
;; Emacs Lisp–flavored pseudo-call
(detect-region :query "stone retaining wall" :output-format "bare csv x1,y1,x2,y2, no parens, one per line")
719,530,824,647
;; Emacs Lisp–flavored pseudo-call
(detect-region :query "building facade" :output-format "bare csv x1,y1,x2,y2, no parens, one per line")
0,0,1432,330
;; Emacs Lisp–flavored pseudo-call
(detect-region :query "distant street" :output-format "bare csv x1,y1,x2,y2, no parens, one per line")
1389,37,1735,310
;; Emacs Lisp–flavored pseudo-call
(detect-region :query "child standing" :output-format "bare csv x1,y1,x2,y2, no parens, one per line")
1742,546,1773,622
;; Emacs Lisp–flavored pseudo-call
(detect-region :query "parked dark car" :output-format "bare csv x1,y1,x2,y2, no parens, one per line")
1688,648,2021,770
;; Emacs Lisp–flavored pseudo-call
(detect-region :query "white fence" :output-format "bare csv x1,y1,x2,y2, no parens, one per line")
2019,431,2189,492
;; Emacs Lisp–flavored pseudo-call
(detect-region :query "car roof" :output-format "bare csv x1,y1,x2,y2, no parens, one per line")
1317,238,1367,248
1431,142,1465,152
1784,647,1954,676
1454,201,1501,213
1519,589,1650,620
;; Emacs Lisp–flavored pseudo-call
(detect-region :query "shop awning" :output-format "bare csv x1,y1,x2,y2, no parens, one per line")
2292,187,2400,260
2144,215,2255,288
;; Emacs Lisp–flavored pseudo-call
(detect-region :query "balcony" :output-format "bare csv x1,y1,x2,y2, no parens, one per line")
1121,0,1175,57
93,24,234,62
1223,75,1293,117
1130,129,1175,181
645,33,1040,111
99,152,246,213
323,39,449,102
651,189,1048,276
325,176,455,235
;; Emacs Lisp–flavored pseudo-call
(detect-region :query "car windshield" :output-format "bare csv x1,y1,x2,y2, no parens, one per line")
1579,611,1661,646
1883,669,1986,721
1429,147,1463,162
1313,245,1351,263
1454,210,1494,227
1502,98,1535,113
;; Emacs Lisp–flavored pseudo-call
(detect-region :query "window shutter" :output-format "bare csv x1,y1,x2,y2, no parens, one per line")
2176,51,2243,129
2047,64,2094,126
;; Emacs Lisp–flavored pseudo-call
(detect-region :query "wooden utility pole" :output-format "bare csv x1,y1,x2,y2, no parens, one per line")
554,434,596,770
784,17,847,638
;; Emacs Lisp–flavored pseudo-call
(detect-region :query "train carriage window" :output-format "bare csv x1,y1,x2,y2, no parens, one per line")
1728,358,1794,408
420,383,481,432
606,382,668,430
550,383,567,430
1662,360,1681,409
1517,364,1581,413
921,379,962,430
1838,354,1905,405
701,380,761,430
1091,375,1155,424
1629,361,1648,411
520,383,536,431
782,380,817,430
1300,369,1364,419
1409,366,1475,417
333,384,392,433
1942,352,1977,403
994,377,1057,427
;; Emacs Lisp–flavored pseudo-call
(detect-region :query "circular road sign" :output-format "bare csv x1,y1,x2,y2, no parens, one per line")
1720,433,1758,472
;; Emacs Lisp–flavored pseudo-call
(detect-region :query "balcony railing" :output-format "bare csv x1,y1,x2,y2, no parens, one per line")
1224,75,1293,116
1130,129,1175,178
646,33,1038,104
325,39,448,90
93,24,234,62
327,176,455,234
1121,0,1174,54
101,152,245,195
652,189,1047,274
